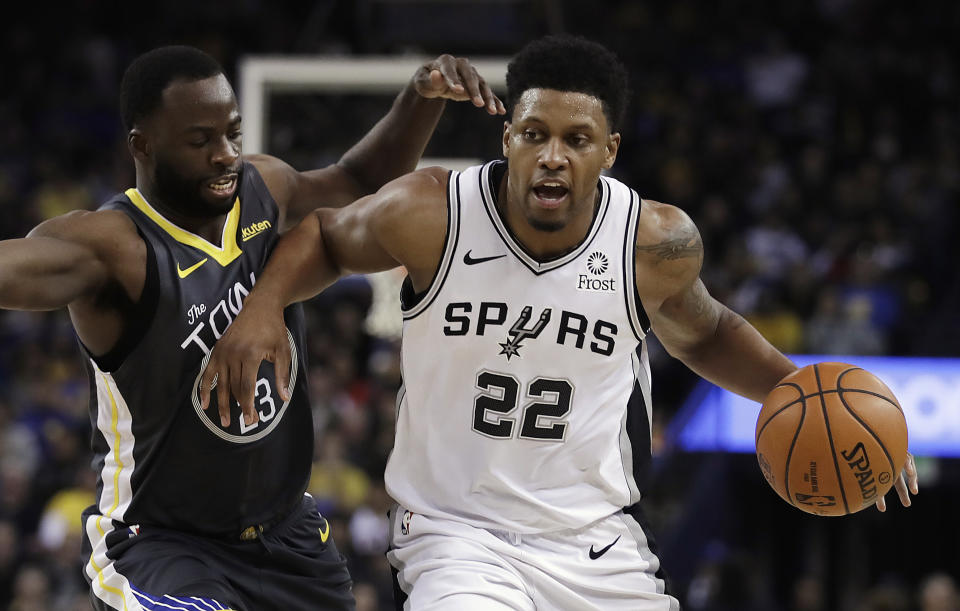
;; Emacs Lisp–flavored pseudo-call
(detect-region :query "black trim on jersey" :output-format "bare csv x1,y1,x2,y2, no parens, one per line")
88,227,160,373
624,352,652,496
479,160,610,276
623,501,678,601
633,285,651,334
621,189,651,341
621,189,643,342
400,170,459,318
399,276,421,310
391,565,408,610
632,192,651,333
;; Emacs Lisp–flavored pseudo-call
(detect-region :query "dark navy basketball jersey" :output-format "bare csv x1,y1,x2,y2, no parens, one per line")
85,162,312,537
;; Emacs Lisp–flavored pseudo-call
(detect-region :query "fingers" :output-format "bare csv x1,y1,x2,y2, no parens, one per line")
199,360,216,412
233,359,260,428
893,471,911,508
904,452,919,495
433,54,468,100
216,364,232,428
275,337,292,403
416,54,506,114
481,78,507,115
876,453,919,513
448,57,485,108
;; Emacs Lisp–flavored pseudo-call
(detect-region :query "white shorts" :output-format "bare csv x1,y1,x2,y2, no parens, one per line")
387,506,681,610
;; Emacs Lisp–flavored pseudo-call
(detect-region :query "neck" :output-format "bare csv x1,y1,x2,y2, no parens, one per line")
497,174,599,260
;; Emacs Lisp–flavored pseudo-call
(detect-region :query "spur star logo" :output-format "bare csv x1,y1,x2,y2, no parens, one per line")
499,306,552,360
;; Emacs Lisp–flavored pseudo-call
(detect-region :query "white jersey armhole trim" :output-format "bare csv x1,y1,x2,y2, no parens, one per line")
401,169,461,320
623,189,647,341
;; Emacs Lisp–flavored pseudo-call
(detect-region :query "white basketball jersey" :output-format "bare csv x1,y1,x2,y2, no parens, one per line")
385,161,654,533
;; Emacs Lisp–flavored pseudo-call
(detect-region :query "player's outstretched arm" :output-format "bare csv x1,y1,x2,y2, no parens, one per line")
0,212,115,311
198,167,448,427
634,200,796,403
636,201,918,510
251,54,505,227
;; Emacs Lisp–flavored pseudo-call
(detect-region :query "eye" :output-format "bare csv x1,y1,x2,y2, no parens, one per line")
569,134,589,146
229,131,243,140
522,129,541,141
189,139,208,148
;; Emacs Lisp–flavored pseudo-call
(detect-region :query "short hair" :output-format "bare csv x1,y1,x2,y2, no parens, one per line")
119,46,224,131
506,35,630,132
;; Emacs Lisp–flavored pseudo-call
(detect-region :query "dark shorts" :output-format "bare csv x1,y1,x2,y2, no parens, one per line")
81,495,354,610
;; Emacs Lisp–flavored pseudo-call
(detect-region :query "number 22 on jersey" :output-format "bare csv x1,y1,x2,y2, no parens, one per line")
472,371,574,441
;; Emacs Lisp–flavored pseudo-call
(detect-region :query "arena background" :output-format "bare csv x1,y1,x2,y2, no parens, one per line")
2,1,958,609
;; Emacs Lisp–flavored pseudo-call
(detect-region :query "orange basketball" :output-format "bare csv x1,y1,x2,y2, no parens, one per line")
755,362,908,516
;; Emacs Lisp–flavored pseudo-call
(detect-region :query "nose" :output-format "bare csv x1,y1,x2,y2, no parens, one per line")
211,134,240,169
539,137,567,171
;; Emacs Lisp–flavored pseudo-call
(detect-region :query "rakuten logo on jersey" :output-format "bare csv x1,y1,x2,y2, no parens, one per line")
577,252,616,294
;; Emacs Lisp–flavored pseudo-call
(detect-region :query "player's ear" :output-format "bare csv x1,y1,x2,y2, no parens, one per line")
128,128,150,161
602,132,620,169
502,121,511,158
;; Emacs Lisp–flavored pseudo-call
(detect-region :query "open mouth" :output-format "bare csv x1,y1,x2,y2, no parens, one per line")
206,175,238,198
532,183,569,208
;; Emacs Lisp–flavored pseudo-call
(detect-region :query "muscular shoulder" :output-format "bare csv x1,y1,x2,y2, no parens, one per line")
634,199,704,304
375,166,448,211
245,154,296,202
29,209,141,254
364,167,449,250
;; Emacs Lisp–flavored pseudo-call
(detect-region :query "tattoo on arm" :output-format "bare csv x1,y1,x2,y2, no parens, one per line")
636,225,703,261
688,281,710,318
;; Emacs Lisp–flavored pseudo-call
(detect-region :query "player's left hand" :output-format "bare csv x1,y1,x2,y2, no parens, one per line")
413,54,506,115
876,452,918,512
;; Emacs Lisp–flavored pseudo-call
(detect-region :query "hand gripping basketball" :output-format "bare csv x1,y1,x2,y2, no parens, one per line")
755,362,917,516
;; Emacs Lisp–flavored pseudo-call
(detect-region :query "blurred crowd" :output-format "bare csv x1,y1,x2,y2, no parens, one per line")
1,1,958,609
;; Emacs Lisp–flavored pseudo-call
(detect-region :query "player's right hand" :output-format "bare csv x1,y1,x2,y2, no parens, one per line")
198,297,291,429
876,452,919,512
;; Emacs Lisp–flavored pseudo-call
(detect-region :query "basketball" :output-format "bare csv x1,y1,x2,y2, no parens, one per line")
755,362,908,516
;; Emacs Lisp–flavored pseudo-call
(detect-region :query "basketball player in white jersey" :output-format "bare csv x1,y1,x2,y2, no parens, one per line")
202,36,919,610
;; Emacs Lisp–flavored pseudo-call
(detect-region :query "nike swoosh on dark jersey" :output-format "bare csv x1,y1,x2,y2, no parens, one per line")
463,250,506,265
588,534,621,560
176,257,209,279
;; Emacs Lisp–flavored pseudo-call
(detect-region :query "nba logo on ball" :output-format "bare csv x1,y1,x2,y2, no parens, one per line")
755,362,908,516
401,510,414,535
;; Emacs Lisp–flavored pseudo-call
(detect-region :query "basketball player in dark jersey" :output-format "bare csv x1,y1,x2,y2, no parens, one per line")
203,36,919,610
0,46,503,610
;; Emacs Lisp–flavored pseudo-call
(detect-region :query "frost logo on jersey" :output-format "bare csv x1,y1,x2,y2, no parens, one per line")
587,251,608,275
578,251,616,293
499,306,552,360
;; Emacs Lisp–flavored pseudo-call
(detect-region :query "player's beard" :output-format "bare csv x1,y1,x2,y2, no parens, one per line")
154,156,241,219
527,216,566,232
